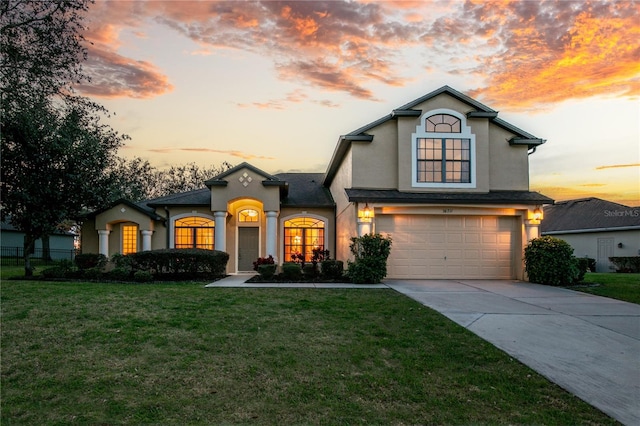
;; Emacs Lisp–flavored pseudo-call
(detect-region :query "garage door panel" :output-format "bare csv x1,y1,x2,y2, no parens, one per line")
379,214,516,279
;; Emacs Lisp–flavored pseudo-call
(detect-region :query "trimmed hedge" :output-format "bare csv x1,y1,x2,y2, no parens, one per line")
347,233,392,284
609,256,640,273
128,249,229,280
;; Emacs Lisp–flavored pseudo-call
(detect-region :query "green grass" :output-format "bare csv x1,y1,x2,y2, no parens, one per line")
1,281,618,425
569,272,640,304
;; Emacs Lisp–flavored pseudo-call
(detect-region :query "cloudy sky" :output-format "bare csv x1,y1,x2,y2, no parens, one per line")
78,0,639,205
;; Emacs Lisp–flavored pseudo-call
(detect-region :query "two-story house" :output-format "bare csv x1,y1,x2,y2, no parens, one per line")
81,86,553,280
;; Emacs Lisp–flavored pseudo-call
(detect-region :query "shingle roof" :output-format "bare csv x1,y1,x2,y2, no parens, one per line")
541,198,640,234
274,173,335,207
345,189,553,205
146,188,210,207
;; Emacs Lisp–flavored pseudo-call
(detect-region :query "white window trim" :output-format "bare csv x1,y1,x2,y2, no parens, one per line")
169,212,215,249
411,108,476,188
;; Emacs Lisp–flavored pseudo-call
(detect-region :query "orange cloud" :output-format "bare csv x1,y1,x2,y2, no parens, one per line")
148,147,275,161
595,163,640,170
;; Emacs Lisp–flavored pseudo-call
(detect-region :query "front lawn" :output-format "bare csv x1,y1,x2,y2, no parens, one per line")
1,281,618,425
570,272,640,304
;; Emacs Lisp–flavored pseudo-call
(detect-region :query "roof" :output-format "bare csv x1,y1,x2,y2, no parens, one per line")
541,198,640,234
274,173,335,208
205,162,285,187
345,189,553,205
146,188,210,207
324,85,545,186
82,198,165,221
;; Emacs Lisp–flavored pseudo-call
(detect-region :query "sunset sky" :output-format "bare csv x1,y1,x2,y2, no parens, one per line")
78,0,639,206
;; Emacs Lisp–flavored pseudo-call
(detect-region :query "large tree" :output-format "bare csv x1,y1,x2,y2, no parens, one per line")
107,158,234,202
1,0,126,275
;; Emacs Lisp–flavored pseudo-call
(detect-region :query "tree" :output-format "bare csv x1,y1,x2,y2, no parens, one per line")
107,158,233,202
1,0,90,103
1,95,125,275
1,0,126,276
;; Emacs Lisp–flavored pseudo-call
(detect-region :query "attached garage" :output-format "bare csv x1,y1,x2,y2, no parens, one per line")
377,214,518,279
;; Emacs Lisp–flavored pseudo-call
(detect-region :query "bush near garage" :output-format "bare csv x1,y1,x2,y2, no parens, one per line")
609,256,640,273
347,233,392,284
524,236,580,286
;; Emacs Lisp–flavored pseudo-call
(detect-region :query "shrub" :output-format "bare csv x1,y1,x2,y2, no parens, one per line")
257,264,277,279
302,263,317,278
321,259,344,280
347,233,392,284
575,258,595,282
82,267,103,280
41,260,74,279
609,256,640,273
105,267,132,281
524,236,579,286
133,270,153,282
75,253,107,271
128,249,229,280
281,262,302,281
253,255,275,271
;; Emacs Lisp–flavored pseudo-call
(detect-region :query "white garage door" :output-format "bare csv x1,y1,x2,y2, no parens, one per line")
377,215,517,279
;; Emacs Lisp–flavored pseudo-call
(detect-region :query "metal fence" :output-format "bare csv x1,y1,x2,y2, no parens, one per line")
0,246,77,266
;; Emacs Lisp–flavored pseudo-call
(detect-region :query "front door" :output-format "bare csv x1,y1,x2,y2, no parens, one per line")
596,238,614,272
238,227,259,272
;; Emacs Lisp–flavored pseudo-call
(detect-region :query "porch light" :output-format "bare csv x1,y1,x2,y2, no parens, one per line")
358,203,374,219
533,207,543,221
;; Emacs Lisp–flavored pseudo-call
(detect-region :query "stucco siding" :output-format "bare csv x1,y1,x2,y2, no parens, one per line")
210,168,280,212
489,125,529,190
351,119,398,189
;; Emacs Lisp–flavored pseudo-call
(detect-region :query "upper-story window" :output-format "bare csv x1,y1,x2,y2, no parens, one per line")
412,109,476,188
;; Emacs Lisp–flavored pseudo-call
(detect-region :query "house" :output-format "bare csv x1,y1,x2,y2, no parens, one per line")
1,220,76,260
81,86,553,280
541,198,640,272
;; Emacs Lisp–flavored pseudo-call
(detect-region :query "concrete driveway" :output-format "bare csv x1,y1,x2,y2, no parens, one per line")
386,279,640,426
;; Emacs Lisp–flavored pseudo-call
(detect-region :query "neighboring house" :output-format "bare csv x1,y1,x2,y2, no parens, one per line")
81,86,553,280
541,198,640,272
1,220,76,259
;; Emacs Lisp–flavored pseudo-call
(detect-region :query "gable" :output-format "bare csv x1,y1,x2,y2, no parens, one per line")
324,86,545,189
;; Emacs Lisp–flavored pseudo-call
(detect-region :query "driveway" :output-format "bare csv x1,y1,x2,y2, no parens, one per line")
386,279,640,426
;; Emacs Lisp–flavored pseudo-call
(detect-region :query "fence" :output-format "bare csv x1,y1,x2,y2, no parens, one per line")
1,246,77,267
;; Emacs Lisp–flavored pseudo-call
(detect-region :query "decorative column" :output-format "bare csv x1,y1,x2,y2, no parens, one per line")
525,220,540,242
214,211,227,252
141,230,153,251
265,211,278,261
357,219,373,236
98,230,110,256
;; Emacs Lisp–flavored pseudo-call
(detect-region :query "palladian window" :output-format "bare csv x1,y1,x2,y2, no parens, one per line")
412,110,475,188
284,217,325,263
174,217,214,249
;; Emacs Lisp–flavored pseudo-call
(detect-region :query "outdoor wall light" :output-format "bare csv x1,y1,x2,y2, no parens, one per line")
618,242,623,248
533,207,543,221
358,203,374,219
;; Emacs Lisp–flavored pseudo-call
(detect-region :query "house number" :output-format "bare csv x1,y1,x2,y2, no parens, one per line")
442,208,453,213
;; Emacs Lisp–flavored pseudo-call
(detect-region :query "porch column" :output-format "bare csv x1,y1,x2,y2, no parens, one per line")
141,230,153,251
98,230,110,256
524,220,540,242
265,211,278,261
357,219,373,236
214,211,227,252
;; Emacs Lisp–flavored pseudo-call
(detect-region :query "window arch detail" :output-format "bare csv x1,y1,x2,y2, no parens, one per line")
412,108,476,188
173,214,215,250
238,208,259,223
282,215,326,263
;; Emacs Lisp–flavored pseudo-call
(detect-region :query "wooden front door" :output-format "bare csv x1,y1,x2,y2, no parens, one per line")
238,227,259,272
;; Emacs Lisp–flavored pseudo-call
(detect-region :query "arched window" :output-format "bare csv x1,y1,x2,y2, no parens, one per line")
412,109,475,187
238,209,259,223
284,217,325,263
174,216,214,249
